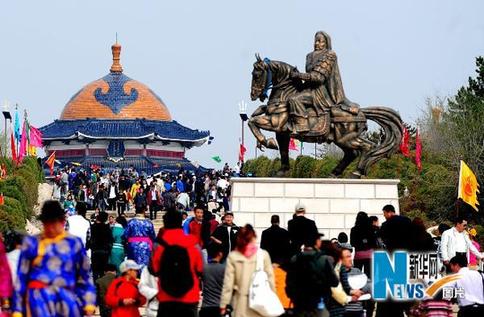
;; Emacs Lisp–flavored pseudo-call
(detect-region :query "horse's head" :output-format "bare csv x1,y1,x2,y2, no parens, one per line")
251,53,269,102
251,54,295,102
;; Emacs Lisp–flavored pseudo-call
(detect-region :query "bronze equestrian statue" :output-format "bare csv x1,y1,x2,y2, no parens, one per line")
249,31,403,178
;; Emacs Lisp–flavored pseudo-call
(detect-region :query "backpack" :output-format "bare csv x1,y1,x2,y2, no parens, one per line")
285,252,329,306
157,238,194,297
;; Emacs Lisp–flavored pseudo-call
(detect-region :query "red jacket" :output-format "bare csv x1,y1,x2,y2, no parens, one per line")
188,219,203,247
146,189,162,205
151,228,203,304
105,276,146,317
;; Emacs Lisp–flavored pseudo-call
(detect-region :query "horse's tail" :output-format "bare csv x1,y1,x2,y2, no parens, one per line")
360,107,403,174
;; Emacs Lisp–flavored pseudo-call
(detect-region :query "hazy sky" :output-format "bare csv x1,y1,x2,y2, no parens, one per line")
1,0,483,168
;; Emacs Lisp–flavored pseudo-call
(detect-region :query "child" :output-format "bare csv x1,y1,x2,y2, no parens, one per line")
105,260,146,317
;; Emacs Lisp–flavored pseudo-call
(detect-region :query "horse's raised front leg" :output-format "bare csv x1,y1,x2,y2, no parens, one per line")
248,116,279,150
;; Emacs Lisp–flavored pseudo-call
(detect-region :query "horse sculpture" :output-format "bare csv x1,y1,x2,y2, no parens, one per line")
248,55,403,178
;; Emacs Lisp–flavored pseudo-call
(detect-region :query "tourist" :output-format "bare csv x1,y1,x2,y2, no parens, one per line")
66,201,91,248
147,184,162,220
200,244,226,317
63,193,76,216
0,235,13,314
409,217,435,252
134,187,147,213
124,206,156,268
220,224,275,317
441,217,483,268
285,231,339,317
211,212,239,260
267,237,292,316
448,254,484,316
350,211,377,277
5,231,23,289
107,180,118,211
260,215,291,265
341,244,371,317
138,266,159,317
177,188,191,211
150,210,203,317
89,212,114,280
12,200,96,317
95,264,117,317
288,203,318,255
96,185,109,212
468,228,481,269
116,189,128,216
105,260,146,317
326,243,363,317
188,206,204,247
109,216,127,274
379,204,412,251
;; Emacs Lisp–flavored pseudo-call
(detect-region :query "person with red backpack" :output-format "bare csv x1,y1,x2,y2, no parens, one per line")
105,260,146,317
150,210,203,317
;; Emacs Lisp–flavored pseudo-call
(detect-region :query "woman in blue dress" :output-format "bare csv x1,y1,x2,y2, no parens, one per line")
123,206,156,268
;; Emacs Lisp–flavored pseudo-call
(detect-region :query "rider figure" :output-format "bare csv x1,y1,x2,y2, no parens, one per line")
288,31,360,133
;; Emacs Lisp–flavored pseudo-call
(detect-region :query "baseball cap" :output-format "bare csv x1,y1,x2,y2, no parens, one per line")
295,202,306,212
119,260,141,273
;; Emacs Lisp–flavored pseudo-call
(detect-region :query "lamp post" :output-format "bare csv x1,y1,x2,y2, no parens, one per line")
238,101,249,162
2,101,12,157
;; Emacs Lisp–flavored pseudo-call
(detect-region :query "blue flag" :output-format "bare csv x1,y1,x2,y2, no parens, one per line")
14,109,21,142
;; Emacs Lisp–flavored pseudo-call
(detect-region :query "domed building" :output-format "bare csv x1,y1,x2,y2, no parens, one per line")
40,42,210,174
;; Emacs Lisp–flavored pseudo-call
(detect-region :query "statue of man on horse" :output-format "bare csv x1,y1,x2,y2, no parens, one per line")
249,31,403,178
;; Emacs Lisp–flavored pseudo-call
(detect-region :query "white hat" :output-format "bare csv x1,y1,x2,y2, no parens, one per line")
119,260,141,274
295,202,306,212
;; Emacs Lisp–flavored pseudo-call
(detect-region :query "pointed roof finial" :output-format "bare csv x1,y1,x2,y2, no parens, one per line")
110,35,123,73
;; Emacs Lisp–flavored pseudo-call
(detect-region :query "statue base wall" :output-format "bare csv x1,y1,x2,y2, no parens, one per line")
230,177,400,239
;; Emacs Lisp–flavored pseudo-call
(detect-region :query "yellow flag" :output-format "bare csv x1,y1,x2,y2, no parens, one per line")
458,160,480,211
28,145,37,157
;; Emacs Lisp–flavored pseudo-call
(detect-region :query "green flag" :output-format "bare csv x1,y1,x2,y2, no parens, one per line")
212,156,222,163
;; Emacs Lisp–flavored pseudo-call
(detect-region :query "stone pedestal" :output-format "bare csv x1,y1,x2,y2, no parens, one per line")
230,178,400,239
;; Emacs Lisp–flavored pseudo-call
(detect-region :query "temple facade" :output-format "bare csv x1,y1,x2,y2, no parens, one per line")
40,43,210,174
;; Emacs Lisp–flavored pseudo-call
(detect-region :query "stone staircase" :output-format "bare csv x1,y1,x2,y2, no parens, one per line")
86,208,165,234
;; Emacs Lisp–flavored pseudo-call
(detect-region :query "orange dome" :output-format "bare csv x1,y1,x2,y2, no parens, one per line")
60,43,172,121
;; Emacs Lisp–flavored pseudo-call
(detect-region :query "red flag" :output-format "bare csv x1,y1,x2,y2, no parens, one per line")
0,193,4,206
400,127,410,157
10,131,17,164
415,129,422,171
45,151,56,175
239,144,247,162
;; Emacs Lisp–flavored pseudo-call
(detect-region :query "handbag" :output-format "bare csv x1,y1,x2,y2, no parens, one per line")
249,249,285,317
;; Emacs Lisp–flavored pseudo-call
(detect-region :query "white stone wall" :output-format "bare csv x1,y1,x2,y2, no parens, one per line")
230,178,400,240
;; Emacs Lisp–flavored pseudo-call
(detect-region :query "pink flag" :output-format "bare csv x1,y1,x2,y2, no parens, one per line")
29,125,43,147
289,138,299,151
415,129,422,172
18,122,27,163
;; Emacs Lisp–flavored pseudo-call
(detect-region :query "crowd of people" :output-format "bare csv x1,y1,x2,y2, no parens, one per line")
0,164,482,317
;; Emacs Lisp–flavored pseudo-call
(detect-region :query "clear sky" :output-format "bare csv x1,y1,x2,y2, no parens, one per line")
1,0,483,168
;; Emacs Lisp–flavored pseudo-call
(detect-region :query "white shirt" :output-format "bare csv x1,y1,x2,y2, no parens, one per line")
452,267,484,307
177,192,190,208
67,215,91,247
217,178,228,190
441,227,482,262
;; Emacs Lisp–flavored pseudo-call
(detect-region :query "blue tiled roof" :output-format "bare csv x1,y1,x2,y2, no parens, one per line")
40,119,210,143
44,156,207,175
